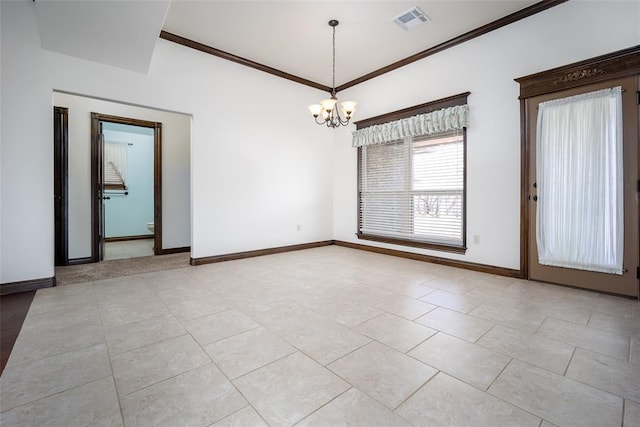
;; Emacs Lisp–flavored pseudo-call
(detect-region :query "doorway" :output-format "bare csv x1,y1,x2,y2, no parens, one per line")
53,107,69,266
90,113,162,263
517,47,640,297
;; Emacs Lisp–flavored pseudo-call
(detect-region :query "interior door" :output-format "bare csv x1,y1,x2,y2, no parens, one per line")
53,106,69,266
528,76,639,297
97,121,106,261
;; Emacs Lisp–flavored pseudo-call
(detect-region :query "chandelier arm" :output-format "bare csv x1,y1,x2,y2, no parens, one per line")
334,106,350,126
314,116,327,125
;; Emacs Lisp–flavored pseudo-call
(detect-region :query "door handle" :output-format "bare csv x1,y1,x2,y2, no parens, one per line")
102,196,111,200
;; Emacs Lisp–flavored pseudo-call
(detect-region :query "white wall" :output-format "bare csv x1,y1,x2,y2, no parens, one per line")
2,1,638,283
333,1,640,270
0,1,333,283
54,92,191,257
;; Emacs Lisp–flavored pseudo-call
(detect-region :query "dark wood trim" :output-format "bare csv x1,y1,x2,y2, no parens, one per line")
190,241,333,265
334,240,520,278
159,31,333,93
519,98,529,280
90,113,101,262
356,94,469,255
0,277,55,296
531,278,639,300
189,239,519,278
357,234,467,255
515,46,640,281
91,113,165,128
105,235,153,242
461,127,468,251
157,246,190,255
337,0,567,92
91,113,163,262
354,92,470,129
159,2,563,94
67,257,94,265
515,45,640,99
153,122,162,256
53,106,69,266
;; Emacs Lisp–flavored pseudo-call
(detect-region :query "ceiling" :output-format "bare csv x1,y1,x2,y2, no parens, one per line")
34,0,545,88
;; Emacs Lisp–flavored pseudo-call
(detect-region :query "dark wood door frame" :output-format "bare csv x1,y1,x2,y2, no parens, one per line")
515,45,640,286
90,113,163,262
53,106,69,266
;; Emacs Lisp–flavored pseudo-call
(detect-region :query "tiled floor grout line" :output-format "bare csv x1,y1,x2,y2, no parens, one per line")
485,356,513,392
472,322,498,344
91,283,128,427
562,346,577,377
391,369,440,413
192,342,271,427
481,358,549,423
291,386,354,426
403,330,437,354
560,357,633,403
229,349,298,382
0,375,116,417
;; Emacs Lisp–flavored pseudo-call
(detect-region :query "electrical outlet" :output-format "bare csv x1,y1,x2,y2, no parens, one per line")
473,235,480,244
296,224,301,231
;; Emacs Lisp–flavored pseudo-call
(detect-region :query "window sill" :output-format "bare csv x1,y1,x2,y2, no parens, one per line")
357,233,467,254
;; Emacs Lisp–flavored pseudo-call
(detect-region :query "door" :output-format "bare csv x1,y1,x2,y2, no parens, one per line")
528,76,639,297
53,106,69,266
91,121,108,262
91,113,163,262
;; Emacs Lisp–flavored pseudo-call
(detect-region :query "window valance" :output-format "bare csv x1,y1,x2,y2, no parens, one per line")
352,104,469,147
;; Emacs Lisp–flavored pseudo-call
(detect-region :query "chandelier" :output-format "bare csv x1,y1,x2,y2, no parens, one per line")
307,20,357,128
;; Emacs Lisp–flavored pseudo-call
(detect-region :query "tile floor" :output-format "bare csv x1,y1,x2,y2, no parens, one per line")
1,246,639,426
104,239,154,261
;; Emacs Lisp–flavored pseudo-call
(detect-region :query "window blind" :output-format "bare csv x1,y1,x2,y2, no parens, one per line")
359,130,464,246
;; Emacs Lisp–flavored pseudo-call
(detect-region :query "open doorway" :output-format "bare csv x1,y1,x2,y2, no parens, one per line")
91,114,162,262
52,91,191,267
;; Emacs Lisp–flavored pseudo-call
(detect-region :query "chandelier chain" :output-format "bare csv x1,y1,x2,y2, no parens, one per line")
332,25,336,95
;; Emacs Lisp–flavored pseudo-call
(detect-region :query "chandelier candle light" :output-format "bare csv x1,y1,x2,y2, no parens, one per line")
308,20,357,128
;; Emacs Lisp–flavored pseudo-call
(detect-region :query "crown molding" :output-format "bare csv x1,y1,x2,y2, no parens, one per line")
160,0,567,93
159,31,333,93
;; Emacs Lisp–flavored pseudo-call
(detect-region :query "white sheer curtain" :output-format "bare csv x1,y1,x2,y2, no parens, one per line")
536,86,623,275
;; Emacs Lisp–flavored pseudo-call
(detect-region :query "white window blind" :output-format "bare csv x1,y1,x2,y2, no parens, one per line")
359,130,464,247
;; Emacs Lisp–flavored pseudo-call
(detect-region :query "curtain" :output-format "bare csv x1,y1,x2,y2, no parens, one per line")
536,86,623,275
352,104,468,147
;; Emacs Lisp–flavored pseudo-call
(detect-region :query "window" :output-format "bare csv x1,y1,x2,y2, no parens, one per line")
104,140,128,190
354,93,468,253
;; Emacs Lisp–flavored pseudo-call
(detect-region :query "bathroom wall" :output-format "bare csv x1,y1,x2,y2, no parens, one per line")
102,125,155,239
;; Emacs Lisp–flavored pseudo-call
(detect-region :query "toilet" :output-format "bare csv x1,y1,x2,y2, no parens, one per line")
147,222,154,234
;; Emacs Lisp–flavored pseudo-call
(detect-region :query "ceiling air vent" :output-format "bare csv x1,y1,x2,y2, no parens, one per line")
393,6,430,31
